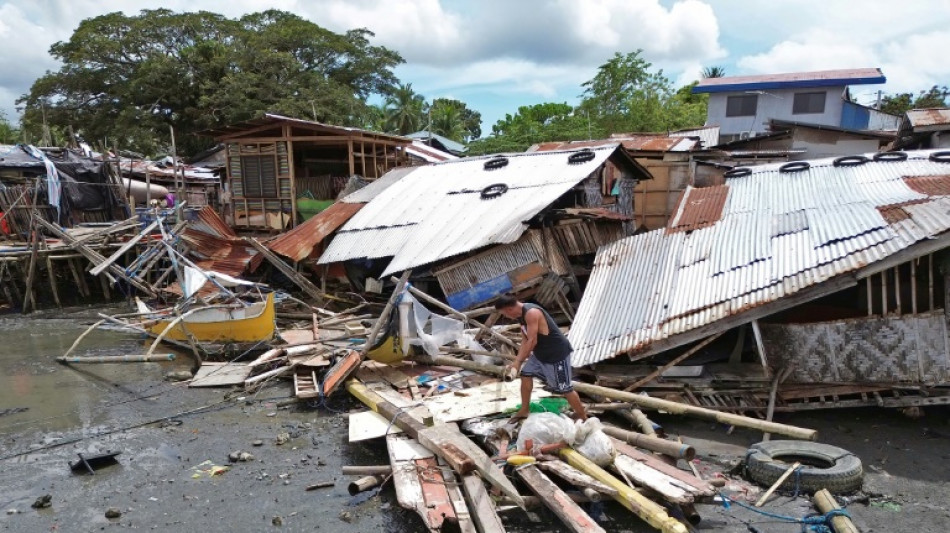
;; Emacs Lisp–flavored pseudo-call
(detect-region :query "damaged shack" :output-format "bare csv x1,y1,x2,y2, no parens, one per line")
316,145,652,315
570,149,950,411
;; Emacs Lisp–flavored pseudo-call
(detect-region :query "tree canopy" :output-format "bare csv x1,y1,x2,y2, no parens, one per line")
469,50,707,154
18,9,404,155
879,85,950,116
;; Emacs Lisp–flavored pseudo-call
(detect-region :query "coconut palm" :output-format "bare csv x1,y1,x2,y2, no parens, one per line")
701,66,726,79
384,83,426,134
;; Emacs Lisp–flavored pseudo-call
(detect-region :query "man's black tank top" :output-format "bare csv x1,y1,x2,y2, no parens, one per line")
518,303,572,363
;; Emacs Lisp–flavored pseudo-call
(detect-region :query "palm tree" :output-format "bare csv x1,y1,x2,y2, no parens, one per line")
384,83,426,135
430,102,466,142
701,66,726,79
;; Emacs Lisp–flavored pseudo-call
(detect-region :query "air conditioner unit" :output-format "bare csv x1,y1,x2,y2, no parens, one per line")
739,131,753,140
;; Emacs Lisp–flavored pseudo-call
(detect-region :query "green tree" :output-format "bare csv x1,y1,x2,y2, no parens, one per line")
880,85,950,116
18,9,403,156
384,83,426,135
0,111,19,144
428,98,481,141
467,102,590,155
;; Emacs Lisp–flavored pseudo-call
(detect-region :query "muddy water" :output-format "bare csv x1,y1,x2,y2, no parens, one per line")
0,314,191,435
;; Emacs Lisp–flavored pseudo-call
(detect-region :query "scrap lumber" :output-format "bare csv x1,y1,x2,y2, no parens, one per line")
613,454,695,505
559,448,689,533
572,382,817,441
35,217,157,296
363,271,412,357
813,489,859,533
460,474,506,533
601,424,695,460
245,237,323,303
429,354,817,440
610,439,716,497
346,379,524,508
89,219,158,276
537,460,619,497
96,313,193,352
341,465,392,476
386,433,460,532
624,332,725,391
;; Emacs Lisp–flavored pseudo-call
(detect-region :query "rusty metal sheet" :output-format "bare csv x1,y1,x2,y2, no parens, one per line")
266,202,364,262
532,136,694,153
906,108,950,129
180,206,259,276
903,175,950,196
666,185,729,233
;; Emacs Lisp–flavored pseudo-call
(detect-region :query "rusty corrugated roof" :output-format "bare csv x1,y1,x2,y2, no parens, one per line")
181,207,259,276
532,135,695,153
906,108,950,130
904,175,950,196
667,185,729,233
266,202,364,262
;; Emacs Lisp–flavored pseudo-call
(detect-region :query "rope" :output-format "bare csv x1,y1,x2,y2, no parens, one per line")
718,492,851,533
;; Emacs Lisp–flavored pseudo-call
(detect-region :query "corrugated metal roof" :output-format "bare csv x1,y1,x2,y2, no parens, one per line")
319,146,621,275
569,149,950,366
693,68,886,94
265,201,364,262
341,166,420,204
670,126,720,149
181,206,260,276
906,108,950,130
200,113,410,143
532,135,696,153
667,185,729,233
405,140,459,163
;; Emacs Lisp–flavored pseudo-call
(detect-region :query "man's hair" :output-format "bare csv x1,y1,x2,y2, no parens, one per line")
494,294,519,310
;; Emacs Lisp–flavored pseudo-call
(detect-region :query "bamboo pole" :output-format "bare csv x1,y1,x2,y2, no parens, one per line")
341,465,392,476
813,489,859,533
573,382,817,441
57,354,176,364
755,461,800,507
558,448,688,533
601,424,695,460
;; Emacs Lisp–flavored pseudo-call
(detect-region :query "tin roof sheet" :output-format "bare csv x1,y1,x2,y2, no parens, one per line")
531,135,696,153
670,126,720,149
569,149,950,366
906,108,950,130
181,206,260,276
265,201,364,262
319,146,621,275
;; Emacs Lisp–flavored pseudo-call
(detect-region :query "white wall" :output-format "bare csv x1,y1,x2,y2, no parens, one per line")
707,87,847,136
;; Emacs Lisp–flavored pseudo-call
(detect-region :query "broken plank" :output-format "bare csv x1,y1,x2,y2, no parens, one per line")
612,454,694,505
610,439,716,497
89,220,158,276
190,362,251,387
386,434,456,532
537,460,619,497
460,474,506,533
245,237,323,303
518,465,606,533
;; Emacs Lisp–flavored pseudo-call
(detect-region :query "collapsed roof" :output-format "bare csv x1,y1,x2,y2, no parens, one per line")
569,149,950,366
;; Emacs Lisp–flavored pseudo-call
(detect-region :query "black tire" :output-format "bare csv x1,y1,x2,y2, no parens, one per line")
929,151,950,163
568,149,596,164
484,156,509,170
480,183,508,199
832,155,869,167
779,161,811,173
745,440,863,494
724,167,752,178
873,151,908,162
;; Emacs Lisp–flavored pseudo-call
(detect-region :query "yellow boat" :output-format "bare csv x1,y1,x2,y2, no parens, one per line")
145,292,276,343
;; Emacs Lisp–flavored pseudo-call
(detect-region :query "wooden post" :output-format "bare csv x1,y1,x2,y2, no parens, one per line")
894,267,902,315
929,254,935,311
911,259,918,315
45,255,61,308
22,217,41,313
625,332,725,391
601,424,695,460
813,489,859,533
751,319,771,377
882,270,888,315
866,277,873,316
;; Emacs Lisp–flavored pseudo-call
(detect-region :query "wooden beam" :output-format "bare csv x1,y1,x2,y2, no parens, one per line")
245,237,323,302
518,465,606,533
751,319,771,376
89,220,158,276
460,474,506,533
625,332,725,390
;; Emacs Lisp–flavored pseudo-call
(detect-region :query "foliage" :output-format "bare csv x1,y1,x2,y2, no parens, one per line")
429,98,481,142
18,9,404,156
879,85,950,116
701,66,726,78
471,50,708,154
384,83,426,135
0,111,19,144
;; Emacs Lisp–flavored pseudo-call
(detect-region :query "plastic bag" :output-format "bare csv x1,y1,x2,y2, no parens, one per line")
515,412,576,450
573,417,616,466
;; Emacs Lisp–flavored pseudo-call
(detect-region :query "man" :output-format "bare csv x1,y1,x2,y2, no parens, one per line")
495,295,587,421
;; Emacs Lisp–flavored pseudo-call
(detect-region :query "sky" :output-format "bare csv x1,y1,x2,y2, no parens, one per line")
1,0,949,133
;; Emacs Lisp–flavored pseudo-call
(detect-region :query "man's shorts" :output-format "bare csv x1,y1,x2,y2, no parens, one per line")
520,353,573,394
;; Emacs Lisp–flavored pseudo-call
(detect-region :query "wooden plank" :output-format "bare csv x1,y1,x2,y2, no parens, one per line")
612,454,693,505
625,332,724,391
386,434,452,532
518,465,606,533
751,319,771,377
189,362,251,387
246,237,323,302
349,410,403,442
89,220,158,275
460,474,506,533
537,460,619,497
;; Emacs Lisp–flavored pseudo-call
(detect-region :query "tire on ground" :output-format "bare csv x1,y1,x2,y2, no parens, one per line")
745,440,863,494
